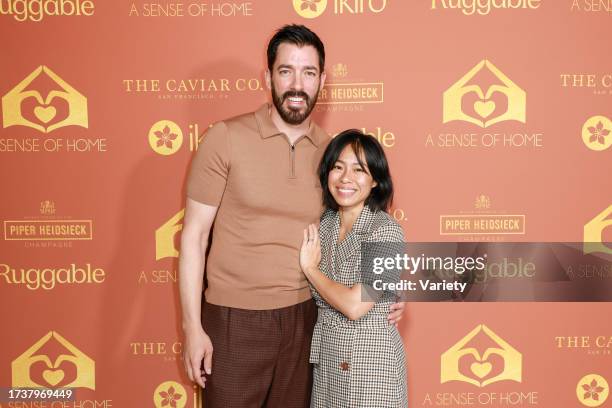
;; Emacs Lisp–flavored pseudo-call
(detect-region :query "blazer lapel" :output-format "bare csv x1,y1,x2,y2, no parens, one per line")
334,206,376,274
320,210,340,279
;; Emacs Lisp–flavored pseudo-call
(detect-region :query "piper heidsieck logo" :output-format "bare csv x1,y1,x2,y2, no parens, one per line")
440,195,526,238
315,63,384,113
3,200,93,247
0,0,95,22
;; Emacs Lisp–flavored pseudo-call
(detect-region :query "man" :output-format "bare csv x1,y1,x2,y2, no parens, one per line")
180,24,404,407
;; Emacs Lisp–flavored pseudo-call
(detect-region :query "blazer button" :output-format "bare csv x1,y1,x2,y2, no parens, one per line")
340,362,349,371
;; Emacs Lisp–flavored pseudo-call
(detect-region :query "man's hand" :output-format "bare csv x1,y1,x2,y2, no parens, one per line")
387,302,406,328
183,326,213,388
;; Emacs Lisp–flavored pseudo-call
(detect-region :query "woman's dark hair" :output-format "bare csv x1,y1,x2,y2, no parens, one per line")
318,129,394,212
267,24,325,73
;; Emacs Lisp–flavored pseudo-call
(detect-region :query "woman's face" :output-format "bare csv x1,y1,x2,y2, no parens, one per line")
328,145,377,212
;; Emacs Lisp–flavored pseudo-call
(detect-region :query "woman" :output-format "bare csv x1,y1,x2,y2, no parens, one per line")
299,129,408,407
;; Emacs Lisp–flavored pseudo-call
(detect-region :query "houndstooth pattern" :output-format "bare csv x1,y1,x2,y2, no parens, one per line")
310,206,408,408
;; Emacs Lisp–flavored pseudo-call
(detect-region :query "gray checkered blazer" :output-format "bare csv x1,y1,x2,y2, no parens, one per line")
310,206,408,407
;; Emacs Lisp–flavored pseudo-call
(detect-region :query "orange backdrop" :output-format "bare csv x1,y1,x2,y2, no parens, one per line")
1,1,611,407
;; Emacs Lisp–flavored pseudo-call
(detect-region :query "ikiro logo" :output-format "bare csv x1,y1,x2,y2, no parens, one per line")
153,381,188,408
0,0,95,22
293,0,386,18
430,0,541,15
577,374,609,407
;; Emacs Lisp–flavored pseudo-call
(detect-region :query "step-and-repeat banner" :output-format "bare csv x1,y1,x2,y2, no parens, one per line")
1,1,611,407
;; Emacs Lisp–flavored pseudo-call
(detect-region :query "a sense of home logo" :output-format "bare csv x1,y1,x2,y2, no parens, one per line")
443,59,526,128
2,66,88,133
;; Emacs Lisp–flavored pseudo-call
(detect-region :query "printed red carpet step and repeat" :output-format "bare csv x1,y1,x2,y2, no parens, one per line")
1,1,611,407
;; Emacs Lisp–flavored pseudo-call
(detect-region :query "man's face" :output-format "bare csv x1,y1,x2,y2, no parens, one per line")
266,43,326,125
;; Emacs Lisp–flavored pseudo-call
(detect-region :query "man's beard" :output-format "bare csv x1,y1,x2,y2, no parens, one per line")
271,86,318,126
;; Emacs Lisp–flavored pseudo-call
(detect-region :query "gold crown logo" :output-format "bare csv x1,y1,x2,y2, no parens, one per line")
12,331,95,389
441,324,522,387
443,59,526,128
474,195,491,210
40,200,56,215
2,66,88,133
332,63,348,78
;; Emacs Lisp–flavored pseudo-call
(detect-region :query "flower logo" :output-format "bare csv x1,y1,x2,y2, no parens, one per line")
292,0,327,18
301,0,320,11
587,121,610,145
148,120,183,156
582,378,605,402
577,374,609,407
159,385,183,407
155,125,178,149
153,381,187,408
581,115,612,151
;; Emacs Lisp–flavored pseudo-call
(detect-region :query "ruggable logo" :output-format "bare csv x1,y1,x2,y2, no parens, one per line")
0,0,95,22
430,0,541,15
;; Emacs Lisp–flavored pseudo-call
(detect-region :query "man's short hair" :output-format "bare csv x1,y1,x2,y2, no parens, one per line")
318,129,394,212
267,24,325,73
